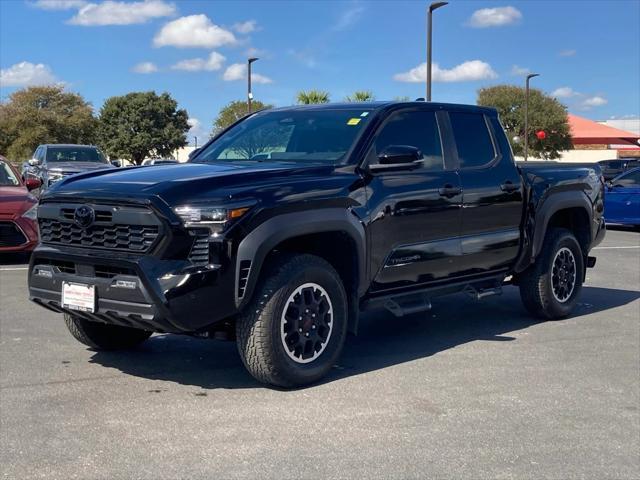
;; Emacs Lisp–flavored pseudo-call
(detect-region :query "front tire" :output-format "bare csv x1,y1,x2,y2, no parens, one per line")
64,314,152,350
236,254,348,388
519,228,584,319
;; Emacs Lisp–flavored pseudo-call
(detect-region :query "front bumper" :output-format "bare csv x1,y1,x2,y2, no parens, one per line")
28,243,239,333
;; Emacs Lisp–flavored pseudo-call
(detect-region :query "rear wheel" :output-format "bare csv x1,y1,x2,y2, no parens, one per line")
519,228,584,319
64,314,152,350
236,254,348,388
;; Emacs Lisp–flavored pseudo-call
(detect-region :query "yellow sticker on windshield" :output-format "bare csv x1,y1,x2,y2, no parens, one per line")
347,118,361,125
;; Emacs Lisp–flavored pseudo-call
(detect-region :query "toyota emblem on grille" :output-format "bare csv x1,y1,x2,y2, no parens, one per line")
74,205,95,228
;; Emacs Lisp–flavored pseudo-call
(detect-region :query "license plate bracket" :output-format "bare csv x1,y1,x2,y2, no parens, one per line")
62,282,96,313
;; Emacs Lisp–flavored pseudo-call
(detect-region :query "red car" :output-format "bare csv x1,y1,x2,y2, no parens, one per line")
0,156,41,253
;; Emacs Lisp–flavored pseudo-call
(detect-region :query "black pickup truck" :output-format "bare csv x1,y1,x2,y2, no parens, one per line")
28,102,606,387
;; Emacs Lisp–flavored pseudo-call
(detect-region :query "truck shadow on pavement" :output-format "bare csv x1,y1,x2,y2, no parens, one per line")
89,285,640,390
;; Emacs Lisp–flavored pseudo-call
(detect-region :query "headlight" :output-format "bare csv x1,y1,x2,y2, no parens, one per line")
174,205,250,234
48,172,64,184
22,203,38,220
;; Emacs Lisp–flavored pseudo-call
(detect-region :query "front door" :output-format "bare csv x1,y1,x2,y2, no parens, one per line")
365,108,463,292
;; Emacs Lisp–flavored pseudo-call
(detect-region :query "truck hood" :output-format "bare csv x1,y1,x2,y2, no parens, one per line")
48,162,113,173
42,162,335,204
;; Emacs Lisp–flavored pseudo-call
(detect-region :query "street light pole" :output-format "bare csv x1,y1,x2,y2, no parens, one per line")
427,1,448,101
524,73,540,161
247,57,259,114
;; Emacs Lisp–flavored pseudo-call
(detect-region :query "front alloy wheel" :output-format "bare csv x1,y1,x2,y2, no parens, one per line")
236,254,348,388
280,283,334,364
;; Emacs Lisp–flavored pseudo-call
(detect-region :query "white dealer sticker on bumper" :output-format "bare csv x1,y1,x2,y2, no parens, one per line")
62,282,96,313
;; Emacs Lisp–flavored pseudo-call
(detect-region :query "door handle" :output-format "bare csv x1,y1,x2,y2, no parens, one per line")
500,181,519,193
438,185,461,197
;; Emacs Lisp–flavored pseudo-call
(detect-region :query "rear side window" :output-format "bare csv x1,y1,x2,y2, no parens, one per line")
374,110,443,170
449,112,495,168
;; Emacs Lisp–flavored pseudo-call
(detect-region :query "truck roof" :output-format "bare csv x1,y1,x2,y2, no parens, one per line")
268,101,497,115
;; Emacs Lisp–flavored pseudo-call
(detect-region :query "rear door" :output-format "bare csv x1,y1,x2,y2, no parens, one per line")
449,111,524,275
365,108,463,291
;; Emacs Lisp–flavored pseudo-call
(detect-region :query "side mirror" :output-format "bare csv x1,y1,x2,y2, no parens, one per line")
369,145,422,173
110,160,121,168
28,158,40,166
188,148,202,160
25,177,42,191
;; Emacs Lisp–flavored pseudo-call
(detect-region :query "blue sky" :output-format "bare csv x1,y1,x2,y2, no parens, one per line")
1,0,639,143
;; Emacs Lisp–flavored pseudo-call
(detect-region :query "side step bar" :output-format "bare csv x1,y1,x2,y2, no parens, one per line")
363,272,509,318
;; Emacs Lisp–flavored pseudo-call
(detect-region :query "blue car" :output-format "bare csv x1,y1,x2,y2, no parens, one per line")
605,167,640,227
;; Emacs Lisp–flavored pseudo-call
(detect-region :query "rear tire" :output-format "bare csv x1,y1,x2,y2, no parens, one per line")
236,254,348,388
64,314,152,350
519,228,584,319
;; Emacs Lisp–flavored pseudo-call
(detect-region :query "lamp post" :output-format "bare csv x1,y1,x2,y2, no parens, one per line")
524,73,540,161
426,1,448,101
247,57,259,114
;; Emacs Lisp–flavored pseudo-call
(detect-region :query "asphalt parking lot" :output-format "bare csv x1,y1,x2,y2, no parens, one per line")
1,229,638,480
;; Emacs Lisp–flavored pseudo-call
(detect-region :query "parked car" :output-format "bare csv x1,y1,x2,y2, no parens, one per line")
28,101,605,387
24,144,113,193
605,167,640,227
598,158,640,181
0,156,40,253
142,158,179,166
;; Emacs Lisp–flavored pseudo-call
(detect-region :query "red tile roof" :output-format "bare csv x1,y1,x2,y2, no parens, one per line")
569,114,640,145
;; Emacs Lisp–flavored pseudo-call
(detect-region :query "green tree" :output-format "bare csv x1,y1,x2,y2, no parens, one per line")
477,85,572,159
98,91,189,165
296,89,330,104
0,86,97,162
345,90,375,102
212,100,271,134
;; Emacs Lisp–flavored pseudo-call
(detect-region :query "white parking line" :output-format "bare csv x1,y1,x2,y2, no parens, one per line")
593,246,640,250
0,267,28,271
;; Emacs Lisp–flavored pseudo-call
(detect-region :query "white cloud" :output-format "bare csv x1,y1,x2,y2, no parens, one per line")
131,61,158,74
552,86,579,98
154,14,236,48
171,51,226,72
187,117,209,142
222,63,272,84
333,4,365,31
559,49,576,57
69,0,175,26
232,20,257,34
580,96,608,109
467,6,522,28
32,0,87,9
510,65,530,76
394,60,497,83
0,61,59,87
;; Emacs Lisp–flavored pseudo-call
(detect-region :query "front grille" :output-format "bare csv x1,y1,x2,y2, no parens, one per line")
37,203,163,254
39,259,76,274
61,208,112,222
188,229,210,266
0,222,27,247
39,219,159,252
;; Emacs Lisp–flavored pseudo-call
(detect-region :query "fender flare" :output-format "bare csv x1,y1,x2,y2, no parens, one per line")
235,209,367,310
530,190,593,260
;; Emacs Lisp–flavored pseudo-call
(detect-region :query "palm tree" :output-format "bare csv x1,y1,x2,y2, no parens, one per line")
345,90,375,102
296,89,330,104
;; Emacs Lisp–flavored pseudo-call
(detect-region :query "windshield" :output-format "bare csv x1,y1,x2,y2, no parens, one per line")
193,108,374,164
46,147,107,163
0,161,20,186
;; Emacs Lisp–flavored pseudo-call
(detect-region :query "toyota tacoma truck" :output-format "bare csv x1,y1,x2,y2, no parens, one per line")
28,102,606,387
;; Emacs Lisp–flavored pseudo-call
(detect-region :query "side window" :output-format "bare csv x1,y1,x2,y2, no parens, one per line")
449,112,496,168
615,170,640,187
374,110,443,171
33,147,42,160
